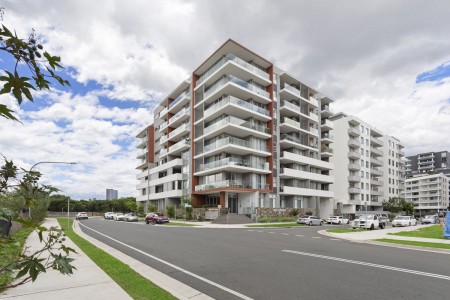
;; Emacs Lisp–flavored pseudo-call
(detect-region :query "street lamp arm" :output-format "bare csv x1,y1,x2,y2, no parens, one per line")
30,161,77,171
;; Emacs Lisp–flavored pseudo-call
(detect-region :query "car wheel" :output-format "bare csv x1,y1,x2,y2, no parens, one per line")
145,220,149,224
392,225,395,227
338,221,341,225
320,221,323,226
370,224,374,230
153,220,156,225
352,228,356,230
409,222,411,226
347,220,350,224
309,221,312,226
379,223,385,229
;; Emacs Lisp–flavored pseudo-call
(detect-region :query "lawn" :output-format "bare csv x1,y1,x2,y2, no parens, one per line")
247,223,306,228
56,218,175,300
257,217,297,223
376,238,450,250
388,225,444,239
0,226,34,291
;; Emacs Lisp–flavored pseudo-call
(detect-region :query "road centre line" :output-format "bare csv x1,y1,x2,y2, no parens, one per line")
282,250,450,281
295,235,304,237
79,223,254,300
281,233,289,236
312,237,321,239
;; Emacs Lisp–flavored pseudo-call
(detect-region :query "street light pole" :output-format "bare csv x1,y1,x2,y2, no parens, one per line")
28,161,77,228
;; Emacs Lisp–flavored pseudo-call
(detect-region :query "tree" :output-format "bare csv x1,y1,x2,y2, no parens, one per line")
382,197,414,215
0,7,70,122
0,157,76,289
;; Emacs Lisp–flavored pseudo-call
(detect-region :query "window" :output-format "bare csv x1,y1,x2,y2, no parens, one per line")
366,128,369,135
366,150,369,157
366,172,369,178
366,161,369,168
366,139,369,146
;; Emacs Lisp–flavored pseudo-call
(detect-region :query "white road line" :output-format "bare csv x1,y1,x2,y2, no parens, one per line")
295,235,304,237
79,223,254,300
268,232,276,234
312,237,321,239
281,233,289,236
282,250,450,281
247,230,254,232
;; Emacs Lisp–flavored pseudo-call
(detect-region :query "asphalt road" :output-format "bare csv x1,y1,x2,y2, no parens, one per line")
78,218,450,300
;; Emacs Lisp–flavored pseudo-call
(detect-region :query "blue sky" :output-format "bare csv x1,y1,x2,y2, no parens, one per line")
1,0,450,200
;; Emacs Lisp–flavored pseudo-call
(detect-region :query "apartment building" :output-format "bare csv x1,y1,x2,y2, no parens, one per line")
329,113,404,214
405,151,450,177
404,173,449,214
105,189,118,200
136,39,335,217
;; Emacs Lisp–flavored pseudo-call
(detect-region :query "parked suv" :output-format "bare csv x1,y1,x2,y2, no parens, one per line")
145,212,169,224
326,216,349,225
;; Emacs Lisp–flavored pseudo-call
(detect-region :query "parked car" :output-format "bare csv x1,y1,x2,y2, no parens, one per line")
145,212,169,224
104,212,115,220
124,213,138,222
326,216,349,224
76,212,88,220
114,213,126,221
421,215,439,224
297,216,323,226
392,215,417,227
351,214,385,230
376,213,390,224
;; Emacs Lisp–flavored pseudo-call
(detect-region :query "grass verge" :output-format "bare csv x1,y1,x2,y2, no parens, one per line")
56,218,175,300
247,223,305,228
388,225,444,239
375,238,450,250
0,226,34,292
257,217,297,223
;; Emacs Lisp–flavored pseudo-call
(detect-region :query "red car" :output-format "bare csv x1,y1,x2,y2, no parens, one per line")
145,212,170,224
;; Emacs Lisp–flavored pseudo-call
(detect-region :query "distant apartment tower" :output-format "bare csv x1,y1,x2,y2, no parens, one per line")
106,189,118,200
136,39,335,217
329,113,404,215
405,151,450,177
404,173,449,214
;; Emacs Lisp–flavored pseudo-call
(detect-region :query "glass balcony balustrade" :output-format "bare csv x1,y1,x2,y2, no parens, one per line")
204,74,270,100
204,95,269,117
203,116,270,136
195,157,269,173
197,136,270,155
195,180,270,191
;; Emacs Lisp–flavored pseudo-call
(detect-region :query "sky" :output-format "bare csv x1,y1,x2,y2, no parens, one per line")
1,0,450,200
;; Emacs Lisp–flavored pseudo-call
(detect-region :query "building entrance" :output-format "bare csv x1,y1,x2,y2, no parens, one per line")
228,193,238,213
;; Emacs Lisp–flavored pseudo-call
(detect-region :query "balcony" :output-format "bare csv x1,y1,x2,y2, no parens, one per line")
280,151,334,170
195,136,271,158
159,148,168,157
279,84,319,108
371,168,383,176
195,157,270,176
168,106,191,128
158,121,169,132
280,134,318,150
370,147,383,156
348,127,361,137
159,107,168,119
203,95,270,123
321,118,333,130
370,157,383,166
137,137,148,149
168,91,191,112
321,146,333,157
201,116,270,140
279,167,334,183
348,139,361,148
348,187,361,194
200,75,270,106
348,175,361,182
371,190,384,196
168,123,190,142
280,117,316,136
159,135,167,145
197,53,270,88
370,136,383,147
279,186,334,198
309,97,319,107
167,139,190,156
195,180,270,192
321,105,333,118
370,179,383,186
321,133,333,143
348,163,361,171
348,151,361,159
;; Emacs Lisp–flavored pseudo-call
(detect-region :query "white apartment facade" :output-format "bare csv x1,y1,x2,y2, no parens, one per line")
404,173,449,214
381,136,406,200
329,113,404,215
136,39,335,217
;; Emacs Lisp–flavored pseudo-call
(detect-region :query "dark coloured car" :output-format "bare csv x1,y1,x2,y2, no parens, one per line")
145,212,169,224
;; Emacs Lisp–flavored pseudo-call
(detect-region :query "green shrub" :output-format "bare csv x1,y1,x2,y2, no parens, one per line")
166,206,175,218
147,204,157,212
257,217,297,223
305,211,313,216
185,207,193,221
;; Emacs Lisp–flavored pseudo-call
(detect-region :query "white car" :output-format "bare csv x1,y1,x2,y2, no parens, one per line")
327,216,349,225
114,213,126,221
392,216,417,227
75,212,88,220
124,213,138,222
104,212,115,220
351,214,380,230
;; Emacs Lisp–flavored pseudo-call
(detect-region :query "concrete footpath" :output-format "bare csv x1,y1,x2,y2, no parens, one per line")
320,224,450,252
0,218,131,300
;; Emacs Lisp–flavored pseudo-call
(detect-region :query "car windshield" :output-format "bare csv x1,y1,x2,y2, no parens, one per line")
396,216,409,220
300,216,309,218
155,213,165,216
357,215,373,220
424,215,434,218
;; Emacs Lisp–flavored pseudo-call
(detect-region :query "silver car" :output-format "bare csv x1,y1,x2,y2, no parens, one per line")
297,216,323,226
124,213,138,222
421,215,438,224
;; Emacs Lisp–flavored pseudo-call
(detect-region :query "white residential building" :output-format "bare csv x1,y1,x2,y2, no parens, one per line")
136,39,335,217
381,136,406,200
329,113,404,215
404,173,449,214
